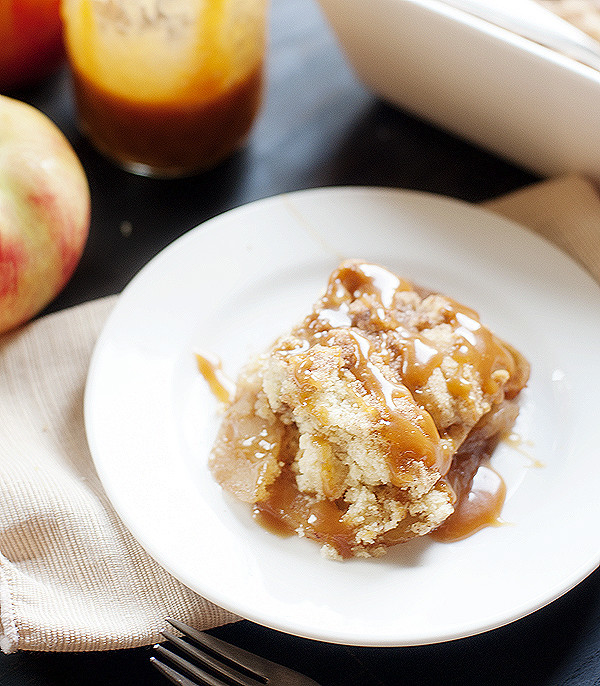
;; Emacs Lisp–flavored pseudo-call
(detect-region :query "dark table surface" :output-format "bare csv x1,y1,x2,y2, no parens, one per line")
3,0,600,684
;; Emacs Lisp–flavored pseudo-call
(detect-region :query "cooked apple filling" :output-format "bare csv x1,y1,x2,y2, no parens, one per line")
209,260,530,558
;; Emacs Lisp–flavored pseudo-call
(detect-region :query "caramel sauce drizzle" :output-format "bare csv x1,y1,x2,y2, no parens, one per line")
432,457,506,543
294,261,528,481
195,352,234,404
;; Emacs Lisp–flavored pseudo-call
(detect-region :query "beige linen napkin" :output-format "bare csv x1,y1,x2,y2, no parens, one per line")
0,174,599,654
0,297,237,654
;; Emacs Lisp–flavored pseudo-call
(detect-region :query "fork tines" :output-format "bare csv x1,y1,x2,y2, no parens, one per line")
151,618,321,686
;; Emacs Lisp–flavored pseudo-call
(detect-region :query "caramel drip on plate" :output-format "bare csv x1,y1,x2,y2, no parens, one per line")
195,352,234,404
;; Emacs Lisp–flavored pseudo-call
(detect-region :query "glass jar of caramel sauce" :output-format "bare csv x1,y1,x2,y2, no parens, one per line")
61,0,267,177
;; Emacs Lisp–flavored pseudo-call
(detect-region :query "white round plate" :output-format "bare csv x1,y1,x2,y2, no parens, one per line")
85,187,600,646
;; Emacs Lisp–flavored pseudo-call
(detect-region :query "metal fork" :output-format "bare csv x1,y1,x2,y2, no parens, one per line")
151,618,322,686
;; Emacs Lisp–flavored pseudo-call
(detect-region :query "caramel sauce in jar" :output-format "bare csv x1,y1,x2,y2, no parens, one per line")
62,0,267,176
71,64,263,176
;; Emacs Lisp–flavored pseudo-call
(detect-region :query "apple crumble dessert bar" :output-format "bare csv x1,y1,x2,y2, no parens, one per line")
209,260,529,558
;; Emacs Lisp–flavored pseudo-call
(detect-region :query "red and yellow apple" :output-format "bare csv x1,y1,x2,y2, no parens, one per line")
0,0,65,92
0,95,90,334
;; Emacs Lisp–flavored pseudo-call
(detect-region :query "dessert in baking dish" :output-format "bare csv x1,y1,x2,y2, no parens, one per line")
537,0,600,42
209,260,530,558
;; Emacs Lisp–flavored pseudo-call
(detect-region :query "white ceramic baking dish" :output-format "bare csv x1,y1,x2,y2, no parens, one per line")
316,0,600,178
